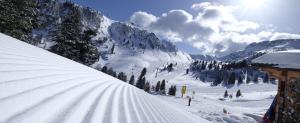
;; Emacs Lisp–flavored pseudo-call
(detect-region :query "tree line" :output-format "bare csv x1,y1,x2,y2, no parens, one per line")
189,60,271,86
100,66,177,96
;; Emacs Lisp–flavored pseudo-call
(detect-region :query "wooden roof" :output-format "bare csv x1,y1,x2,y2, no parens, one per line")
252,50,300,70
252,50,300,79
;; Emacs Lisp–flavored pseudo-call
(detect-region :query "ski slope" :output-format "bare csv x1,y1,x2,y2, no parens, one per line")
159,74,277,123
0,33,209,123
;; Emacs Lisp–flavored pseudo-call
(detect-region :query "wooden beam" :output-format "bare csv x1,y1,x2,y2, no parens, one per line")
287,71,300,79
261,67,286,80
259,67,300,80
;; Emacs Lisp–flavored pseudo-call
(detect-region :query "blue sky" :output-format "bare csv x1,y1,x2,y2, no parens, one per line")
73,0,199,21
73,0,300,56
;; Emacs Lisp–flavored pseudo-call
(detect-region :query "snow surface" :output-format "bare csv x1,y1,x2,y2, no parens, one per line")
0,33,209,123
252,50,300,69
159,74,277,123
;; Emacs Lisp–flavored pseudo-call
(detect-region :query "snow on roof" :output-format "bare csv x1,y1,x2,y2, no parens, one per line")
252,50,300,70
0,33,209,123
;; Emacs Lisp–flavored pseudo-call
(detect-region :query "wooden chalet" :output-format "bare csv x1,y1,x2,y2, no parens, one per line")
252,50,300,123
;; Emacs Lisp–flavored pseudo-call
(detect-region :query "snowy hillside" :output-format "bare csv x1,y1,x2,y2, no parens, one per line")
220,39,300,62
109,22,178,51
0,33,209,123
158,73,277,123
95,19,192,80
96,21,192,81
35,1,192,80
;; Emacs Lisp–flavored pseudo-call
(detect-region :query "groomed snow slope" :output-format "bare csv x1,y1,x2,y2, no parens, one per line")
0,33,209,123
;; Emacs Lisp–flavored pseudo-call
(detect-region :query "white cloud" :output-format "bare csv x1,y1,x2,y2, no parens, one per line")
149,10,213,42
194,3,257,33
270,32,300,40
129,2,300,56
191,2,213,11
221,21,260,32
130,11,157,28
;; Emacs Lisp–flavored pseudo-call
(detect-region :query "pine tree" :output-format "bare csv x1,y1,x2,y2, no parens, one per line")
144,82,150,93
173,85,177,96
117,72,127,82
168,85,177,96
168,86,172,95
213,60,217,65
117,72,122,81
253,75,258,83
101,66,108,73
50,5,82,61
238,75,243,85
263,73,269,83
228,72,236,85
123,74,127,82
160,80,166,94
236,89,242,98
212,73,222,86
50,4,99,65
208,62,213,70
167,63,173,72
224,90,228,98
246,76,250,84
136,68,147,89
111,44,115,54
107,68,115,76
80,28,99,65
0,0,39,44
112,71,117,78
140,68,147,77
136,77,146,89
201,62,206,70
155,81,161,92
129,75,135,85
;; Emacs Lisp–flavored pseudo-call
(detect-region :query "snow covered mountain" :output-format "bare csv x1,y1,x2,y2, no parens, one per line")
35,0,192,80
109,22,178,52
190,54,216,61
98,21,192,80
219,39,300,62
0,33,209,123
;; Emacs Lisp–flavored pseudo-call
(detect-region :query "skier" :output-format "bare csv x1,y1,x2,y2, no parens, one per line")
223,108,228,114
188,97,192,106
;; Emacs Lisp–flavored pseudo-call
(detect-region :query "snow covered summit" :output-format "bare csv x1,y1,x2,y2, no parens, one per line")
220,39,300,62
0,33,209,123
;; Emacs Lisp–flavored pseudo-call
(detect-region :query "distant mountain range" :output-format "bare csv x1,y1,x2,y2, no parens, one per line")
190,54,216,61
219,39,300,62
190,39,300,62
